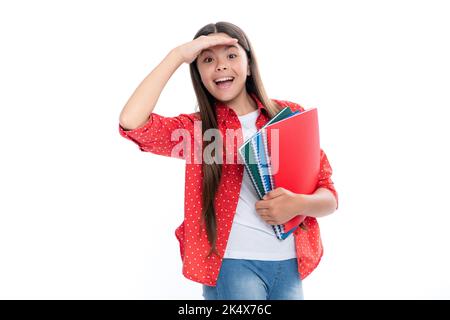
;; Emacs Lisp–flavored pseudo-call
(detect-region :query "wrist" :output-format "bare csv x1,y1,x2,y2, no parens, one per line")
294,188,337,218
169,48,184,66
293,193,311,216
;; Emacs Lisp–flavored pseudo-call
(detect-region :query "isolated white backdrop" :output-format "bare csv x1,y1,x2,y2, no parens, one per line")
1,0,449,299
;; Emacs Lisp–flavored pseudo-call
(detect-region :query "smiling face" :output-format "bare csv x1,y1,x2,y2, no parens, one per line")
195,33,251,103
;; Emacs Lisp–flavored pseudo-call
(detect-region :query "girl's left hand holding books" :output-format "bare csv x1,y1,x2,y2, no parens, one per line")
255,187,307,225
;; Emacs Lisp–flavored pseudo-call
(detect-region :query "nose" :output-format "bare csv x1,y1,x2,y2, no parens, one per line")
216,57,229,71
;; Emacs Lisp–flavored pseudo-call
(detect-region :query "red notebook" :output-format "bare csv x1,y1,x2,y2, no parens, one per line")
264,108,320,233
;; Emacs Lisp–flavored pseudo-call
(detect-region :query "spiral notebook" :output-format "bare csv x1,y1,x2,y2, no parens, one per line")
238,107,297,198
238,107,303,240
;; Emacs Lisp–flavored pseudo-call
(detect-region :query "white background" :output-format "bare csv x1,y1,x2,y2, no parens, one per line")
1,0,449,299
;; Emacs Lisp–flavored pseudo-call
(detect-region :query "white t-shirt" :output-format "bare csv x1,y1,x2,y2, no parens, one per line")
223,109,296,260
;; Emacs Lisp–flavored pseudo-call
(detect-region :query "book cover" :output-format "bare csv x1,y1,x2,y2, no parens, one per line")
265,108,320,237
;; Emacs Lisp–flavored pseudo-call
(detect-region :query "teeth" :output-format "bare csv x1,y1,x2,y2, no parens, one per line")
215,77,234,83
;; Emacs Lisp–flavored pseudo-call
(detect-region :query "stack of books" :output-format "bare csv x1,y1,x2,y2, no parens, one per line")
238,107,321,239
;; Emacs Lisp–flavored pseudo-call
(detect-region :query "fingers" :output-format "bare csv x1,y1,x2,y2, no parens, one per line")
217,36,238,44
257,208,271,221
209,34,238,42
203,35,238,48
193,36,237,62
255,199,270,210
256,208,280,225
262,217,277,225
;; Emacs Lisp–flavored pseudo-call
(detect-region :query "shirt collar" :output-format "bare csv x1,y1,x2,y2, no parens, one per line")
214,92,268,124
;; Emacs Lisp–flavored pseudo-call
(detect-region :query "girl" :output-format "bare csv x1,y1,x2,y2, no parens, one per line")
119,21,338,300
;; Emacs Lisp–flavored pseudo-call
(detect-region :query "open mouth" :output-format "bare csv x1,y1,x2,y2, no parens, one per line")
214,77,235,89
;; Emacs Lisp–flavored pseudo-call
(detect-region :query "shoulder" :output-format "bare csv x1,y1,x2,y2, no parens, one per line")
191,111,201,120
171,111,201,123
270,98,305,113
185,111,201,121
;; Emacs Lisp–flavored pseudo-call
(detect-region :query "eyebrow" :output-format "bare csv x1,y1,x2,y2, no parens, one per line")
199,45,238,56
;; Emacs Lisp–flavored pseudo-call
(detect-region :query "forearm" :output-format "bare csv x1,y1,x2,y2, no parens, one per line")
295,187,337,218
119,48,184,130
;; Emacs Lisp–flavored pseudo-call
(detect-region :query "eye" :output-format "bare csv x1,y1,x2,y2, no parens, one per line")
203,53,238,63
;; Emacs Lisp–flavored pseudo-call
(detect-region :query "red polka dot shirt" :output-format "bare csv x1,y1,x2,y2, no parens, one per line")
118,93,339,286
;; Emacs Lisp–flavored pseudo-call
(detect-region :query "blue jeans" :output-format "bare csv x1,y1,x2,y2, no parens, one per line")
202,258,304,300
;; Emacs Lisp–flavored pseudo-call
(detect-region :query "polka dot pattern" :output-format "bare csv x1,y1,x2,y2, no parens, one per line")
118,112,197,158
118,93,338,285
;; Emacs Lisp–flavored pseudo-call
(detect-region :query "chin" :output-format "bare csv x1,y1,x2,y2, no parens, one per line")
210,91,236,102
212,87,244,102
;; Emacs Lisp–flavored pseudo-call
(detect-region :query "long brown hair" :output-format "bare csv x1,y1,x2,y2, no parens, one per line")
189,21,282,258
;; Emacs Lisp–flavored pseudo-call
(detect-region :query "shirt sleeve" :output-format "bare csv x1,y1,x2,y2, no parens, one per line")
118,112,197,159
317,149,339,210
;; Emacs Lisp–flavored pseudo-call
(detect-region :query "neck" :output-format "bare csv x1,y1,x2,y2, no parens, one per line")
219,91,257,116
